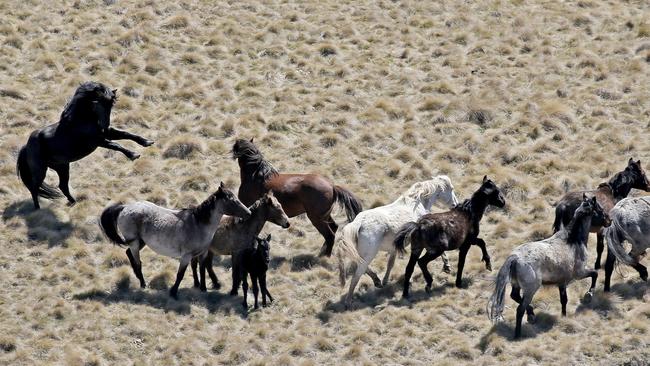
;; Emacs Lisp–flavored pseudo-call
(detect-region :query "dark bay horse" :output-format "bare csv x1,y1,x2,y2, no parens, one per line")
232,138,363,257
552,158,650,269
395,176,506,298
17,82,154,209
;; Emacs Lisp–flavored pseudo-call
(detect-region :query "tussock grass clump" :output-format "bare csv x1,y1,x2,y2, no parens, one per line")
162,136,205,160
163,14,190,29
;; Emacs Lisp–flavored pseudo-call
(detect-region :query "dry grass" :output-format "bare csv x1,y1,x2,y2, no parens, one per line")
1,0,649,365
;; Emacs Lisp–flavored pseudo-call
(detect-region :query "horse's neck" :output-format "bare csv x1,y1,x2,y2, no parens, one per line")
567,213,592,245
468,194,489,224
246,205,269,235
609,172,633,200
397,196,428,216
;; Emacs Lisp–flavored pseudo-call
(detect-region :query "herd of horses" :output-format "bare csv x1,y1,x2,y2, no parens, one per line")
14,82,650,339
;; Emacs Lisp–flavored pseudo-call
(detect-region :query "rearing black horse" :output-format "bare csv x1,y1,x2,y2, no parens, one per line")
16,82,154,209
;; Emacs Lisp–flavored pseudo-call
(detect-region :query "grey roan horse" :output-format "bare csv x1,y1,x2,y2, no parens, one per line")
189,193,290,293
99,183,251,299
488,195,610,339
17,82,154,209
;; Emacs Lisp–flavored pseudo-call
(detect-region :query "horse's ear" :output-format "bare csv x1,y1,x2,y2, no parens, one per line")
218,181,225,191
637,159,641,166
250,137,254,143
582,193,588,201
482,175,488,183
591,196,597,205
266,233,271,242
629,157,635,166
112,88,117,94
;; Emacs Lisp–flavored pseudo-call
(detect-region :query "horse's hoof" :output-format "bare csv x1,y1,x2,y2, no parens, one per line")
527,314,536,324
200,287,207,292
129,153,141,161
143,140,154,147
229,290,237,296
373,281,383,289
594,263,601,270
425,284,433,294
583,291,593,303
66,200,77,207
486,263,493,272
442,266,452,274
140,283,146,289
170,291,178,300
213,283,221,290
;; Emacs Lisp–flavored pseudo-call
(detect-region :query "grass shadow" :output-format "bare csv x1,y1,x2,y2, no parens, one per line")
289,253,326,271
478,312,558,345
2,200,73,247
607,280,648,300
72,277,248,318
576,290,624,316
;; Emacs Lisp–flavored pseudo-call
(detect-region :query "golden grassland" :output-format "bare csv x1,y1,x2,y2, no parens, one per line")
1,0,649,364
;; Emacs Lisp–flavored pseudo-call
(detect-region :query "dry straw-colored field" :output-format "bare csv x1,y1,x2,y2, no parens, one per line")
1,0,649,364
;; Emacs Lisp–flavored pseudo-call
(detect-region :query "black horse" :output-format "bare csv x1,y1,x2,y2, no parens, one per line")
16,82,154,209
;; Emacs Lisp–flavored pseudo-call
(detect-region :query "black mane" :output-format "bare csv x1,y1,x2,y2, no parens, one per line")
185,191,222,223
608,169,636,200
233,139,279,183
566,203,592,246
60,81,116,125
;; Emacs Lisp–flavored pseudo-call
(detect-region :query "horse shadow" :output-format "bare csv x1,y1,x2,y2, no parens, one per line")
477,312,558,346
606,281,648,301
72,276,248,318
2,200,73,247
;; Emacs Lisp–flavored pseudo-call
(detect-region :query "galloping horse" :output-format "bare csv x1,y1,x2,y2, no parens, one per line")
603,196,650,291
99,183,251,299
553,158,650,269
336,176,458,305
17,82,154,209
395,176,506,298
489,195,610,339
232,138,363,257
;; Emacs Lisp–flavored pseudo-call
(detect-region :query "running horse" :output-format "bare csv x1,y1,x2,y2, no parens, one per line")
232,138,363,256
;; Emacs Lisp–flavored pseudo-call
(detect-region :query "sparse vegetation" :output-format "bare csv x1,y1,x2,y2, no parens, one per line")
1,0,649,365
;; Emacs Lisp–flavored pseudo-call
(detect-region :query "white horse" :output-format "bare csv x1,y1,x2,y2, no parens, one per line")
488,195,610,338
336,175,459,304
99,182,251,299
603,196,650,290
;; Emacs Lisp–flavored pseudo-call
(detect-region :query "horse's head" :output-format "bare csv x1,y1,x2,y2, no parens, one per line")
261,193,290,228
61,82,116,129
215,182,251,219
232,137,258,160
254,234,272,265
626,158,650,191
437,175,459,208
480,176,506,208
578,194,611,227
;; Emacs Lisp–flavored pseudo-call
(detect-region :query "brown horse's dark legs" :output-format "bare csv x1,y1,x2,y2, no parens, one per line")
418,250,443,292
473,238,492,271
403,247,423,298
595,232,604,270
308,213,336,257
455,243,471,288
52,164,75,206
604,249,615,292
106,127,154,147
205,253,221,289
99,140,141,161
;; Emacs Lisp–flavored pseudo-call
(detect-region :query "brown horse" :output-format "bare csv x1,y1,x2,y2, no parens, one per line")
552,158,650,270
232,138,363,257
394,176,506,298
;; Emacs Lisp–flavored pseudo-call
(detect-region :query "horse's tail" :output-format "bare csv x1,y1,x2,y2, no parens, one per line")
335,222,363,287
16,143,62,200
487,255,517,322
99,204,126,246
394,221,418,255
333,185,363,222
604,214,636,266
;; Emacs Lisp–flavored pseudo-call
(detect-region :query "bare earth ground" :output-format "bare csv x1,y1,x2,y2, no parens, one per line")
1,0,649,365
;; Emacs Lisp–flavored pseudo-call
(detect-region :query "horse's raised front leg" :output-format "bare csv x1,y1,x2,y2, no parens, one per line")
578,267,598,301
169,253,192,299
99,140,140,160
105,127,154,147
51,164,75,206
474,238,492,271
455,242,472,288
382,251,397,286
595,231,604,270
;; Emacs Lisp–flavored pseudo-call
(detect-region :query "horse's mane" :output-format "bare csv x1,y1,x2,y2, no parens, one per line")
607,169,635,199
565,203,592,246
399,175,451,203
60,81,115,125
183,192,220,223
233,140,279,182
